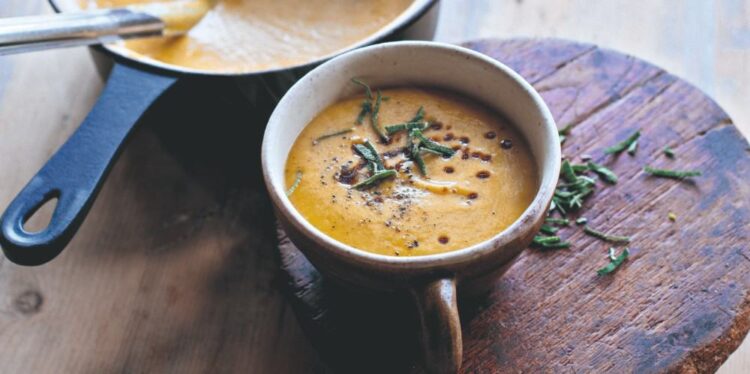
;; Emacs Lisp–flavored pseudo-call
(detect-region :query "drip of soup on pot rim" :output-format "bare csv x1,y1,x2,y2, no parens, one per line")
79,0,414,73
285,86,539,257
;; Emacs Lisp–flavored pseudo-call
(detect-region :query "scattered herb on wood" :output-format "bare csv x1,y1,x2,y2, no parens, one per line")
668,212,677,222
558,124,573,144
286,171,302,196
663,146,675,158
626,139,638,155
588,161,618,184
545,217,570,226
531,235,570,249
605,130,640,155
539,224,558,235
314,128,353,144
584,225,631,243
644,166,701,179
597,248,630,275
576,217,588,225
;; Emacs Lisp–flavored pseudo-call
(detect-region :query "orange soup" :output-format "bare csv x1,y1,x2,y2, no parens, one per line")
285,85,538,256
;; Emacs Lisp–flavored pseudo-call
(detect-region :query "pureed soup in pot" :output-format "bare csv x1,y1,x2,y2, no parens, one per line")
285,82,539,256
79,0,415,73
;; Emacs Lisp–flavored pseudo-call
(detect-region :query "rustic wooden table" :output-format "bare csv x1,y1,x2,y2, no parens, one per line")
0,1,748,373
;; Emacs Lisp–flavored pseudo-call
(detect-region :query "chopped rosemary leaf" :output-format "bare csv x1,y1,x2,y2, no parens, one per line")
575,217,588,225
663,147,675,158
584,225,630,243
413,152,427,175
370,90,388,142
644,166,701,179
587,162,618,184
352,78,373,125
545,217,570,226
605,130,641,155
354,141,385,172
597,248,629,275
411,106,425,123
558,123,573,136
560,135,566,144
626,139,638,156
571,164,590,173
351,78,373,99
532,240,571,250
314,128,353,144
414,130,456,157
352,169,396,189
539,224,558,235
533,235,562,245
668,212,677,222
385,121,428,135
286,171,302,196
561,160,579,183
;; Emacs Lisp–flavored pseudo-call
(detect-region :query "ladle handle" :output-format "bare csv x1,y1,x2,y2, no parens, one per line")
0,8,164,55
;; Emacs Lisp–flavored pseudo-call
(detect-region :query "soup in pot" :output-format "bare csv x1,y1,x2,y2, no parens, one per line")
79,0,415,73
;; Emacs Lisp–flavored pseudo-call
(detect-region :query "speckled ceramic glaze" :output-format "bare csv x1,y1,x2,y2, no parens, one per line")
261,41,560,373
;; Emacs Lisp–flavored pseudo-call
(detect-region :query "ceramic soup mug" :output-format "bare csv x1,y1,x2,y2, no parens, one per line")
261,41,560,373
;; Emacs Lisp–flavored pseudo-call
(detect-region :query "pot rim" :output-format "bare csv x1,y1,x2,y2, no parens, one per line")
47,0,438,77
262,41,561,273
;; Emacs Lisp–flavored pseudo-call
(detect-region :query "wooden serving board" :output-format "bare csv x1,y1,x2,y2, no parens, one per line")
278,39,750,373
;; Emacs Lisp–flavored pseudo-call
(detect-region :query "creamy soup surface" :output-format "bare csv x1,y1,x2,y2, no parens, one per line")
80,0,414,72
285,87,539,257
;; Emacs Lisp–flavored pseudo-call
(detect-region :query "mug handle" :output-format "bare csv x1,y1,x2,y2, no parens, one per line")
411,277,462,374
0,62,177,266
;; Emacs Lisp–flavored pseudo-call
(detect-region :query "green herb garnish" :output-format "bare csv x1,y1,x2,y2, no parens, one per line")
597,248,630,275
545,218,570,226
385,121,428,135
587,162,618,184
571,163,590,173
626,140,638,156
370,90,388,142
644,166,701,179
352,169,397,190
561,160,579,183
539,224,558,235
352,78,373,125
663,147,675,158
559,124,573,136
286,171,302,196
414,130,456,157
411,106,425,123
354,141,385,172
531,235,571,250
314,128,353,144
575,217,588,225
605,130,640,155
583,225,630,243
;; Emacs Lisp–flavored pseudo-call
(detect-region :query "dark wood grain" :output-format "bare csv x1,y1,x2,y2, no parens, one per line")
278,38,750,373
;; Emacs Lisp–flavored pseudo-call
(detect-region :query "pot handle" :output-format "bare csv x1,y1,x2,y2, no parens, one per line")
411,277,463,374
0,62,177,265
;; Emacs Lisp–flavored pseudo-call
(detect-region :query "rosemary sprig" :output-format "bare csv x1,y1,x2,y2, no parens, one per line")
663,147,675,158
354,141,385,172
286,171,302,196
584,225,631,243
644,166,701,179
385,121,428,135
587,162,618,184
370,90,388,142
352,169,397,190
352,78,373,125
414,130,456,157
545,218,570,226
597,248,630,275
605,130,641,155
314,128,353,144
